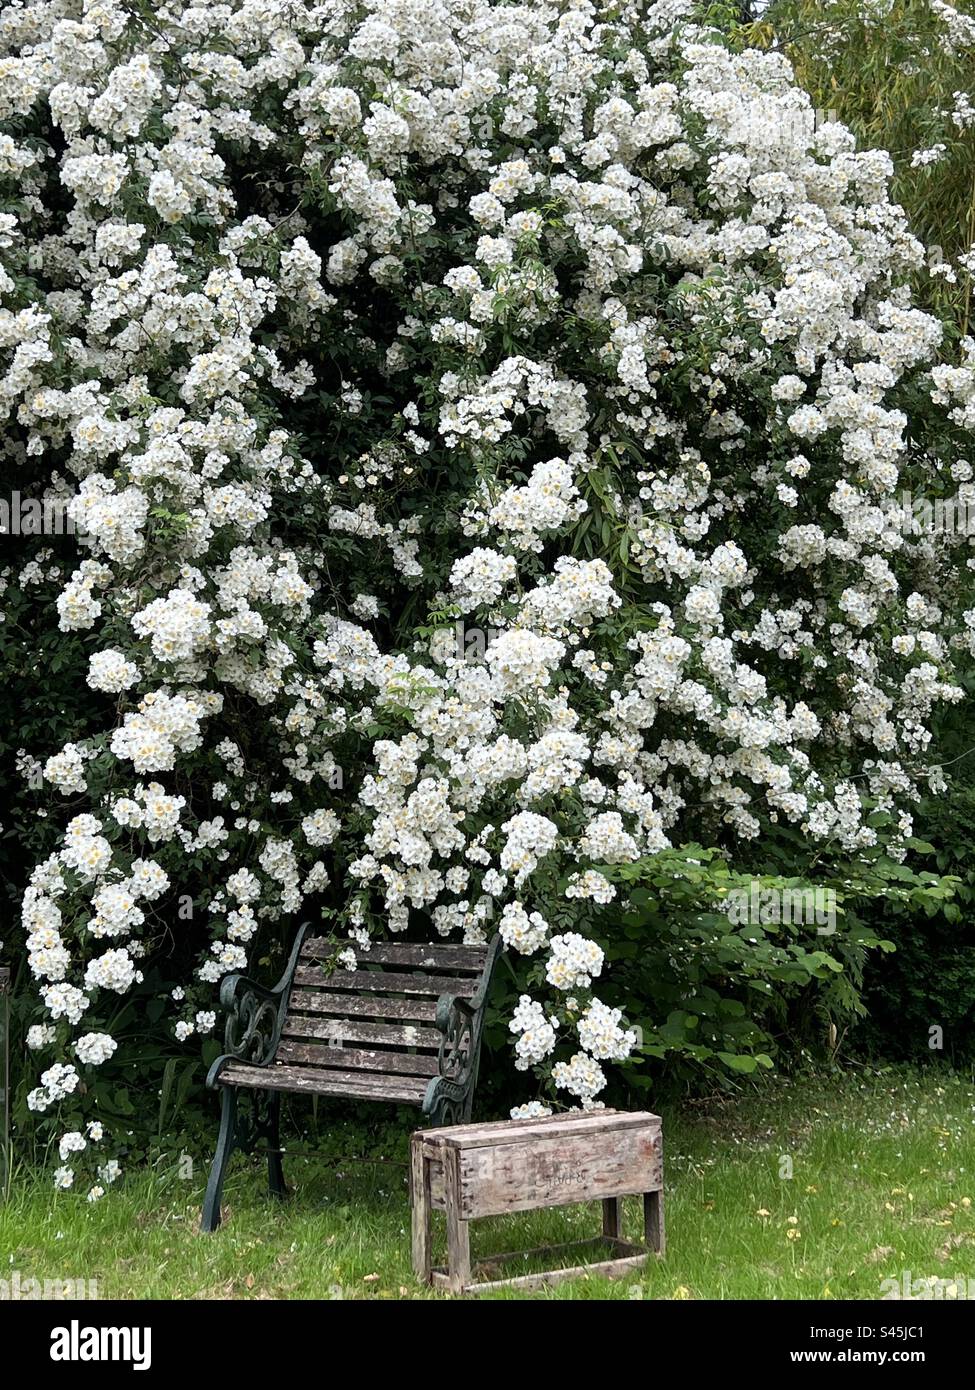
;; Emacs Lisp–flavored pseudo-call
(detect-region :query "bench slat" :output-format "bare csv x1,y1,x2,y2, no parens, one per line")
294,966,477,997
221,1061,427,1105
287,989,438,1022
277,1039,440,1077
283,1012,441,1050
301,939,487,972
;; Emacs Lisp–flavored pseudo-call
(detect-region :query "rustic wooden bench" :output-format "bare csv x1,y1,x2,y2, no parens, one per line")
411,1110,664,1294
201,923,502,1232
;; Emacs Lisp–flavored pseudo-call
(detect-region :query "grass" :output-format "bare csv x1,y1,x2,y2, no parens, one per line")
2,1066,975,1300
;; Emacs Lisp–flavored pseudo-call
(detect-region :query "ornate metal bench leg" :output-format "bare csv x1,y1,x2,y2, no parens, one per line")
201,1086,238,1233
266,1091,287,1200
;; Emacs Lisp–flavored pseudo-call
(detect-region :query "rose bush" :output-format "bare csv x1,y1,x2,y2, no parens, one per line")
2,0,975,1195
758,0,975,328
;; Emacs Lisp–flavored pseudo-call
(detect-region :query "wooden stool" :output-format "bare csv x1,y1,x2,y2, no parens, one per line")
410,1109,664,1294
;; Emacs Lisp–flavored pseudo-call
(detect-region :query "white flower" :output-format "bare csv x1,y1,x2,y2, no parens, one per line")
7,0,974,1179
75,1033,118,1066
684,585,722,627
44,744,88,795
510,1101,553,1120
59,1131,87,1162
226,868,261,903
499,901,549,955
485,630,565,694
84,949,141,994
132,589,212,662
546,934,604,991
508,996,558,1070
578,812,639,865
552,1052,606,1103
449,548,517,610
499,813,559,885
301,809,340,846
577,1000,637,1061
565,870,616,904
88,649,139,693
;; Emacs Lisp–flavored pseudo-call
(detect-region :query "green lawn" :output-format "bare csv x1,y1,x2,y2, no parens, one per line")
3,1067,974,1299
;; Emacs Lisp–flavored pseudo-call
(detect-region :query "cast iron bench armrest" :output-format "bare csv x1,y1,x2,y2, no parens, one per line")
432,935,503,1088
207,922,313,1086
435,990,476,1030
434,933,502,1029
218,973,279,1011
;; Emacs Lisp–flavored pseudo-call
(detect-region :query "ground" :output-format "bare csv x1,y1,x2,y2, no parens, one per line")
3,1067,974,1300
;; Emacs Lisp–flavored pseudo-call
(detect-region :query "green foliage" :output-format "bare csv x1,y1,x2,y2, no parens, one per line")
855,711,975,1063
483,843,958,1099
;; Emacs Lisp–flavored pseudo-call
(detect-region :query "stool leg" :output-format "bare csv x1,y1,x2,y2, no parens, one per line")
410,1141,432,1284
644,1189,665,1255
602,1197,622,1242
446,1211,470,1295
444,1147,470,1294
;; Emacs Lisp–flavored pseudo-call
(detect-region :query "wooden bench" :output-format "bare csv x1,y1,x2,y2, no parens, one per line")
411,1110,664,1294
201,923,502,1231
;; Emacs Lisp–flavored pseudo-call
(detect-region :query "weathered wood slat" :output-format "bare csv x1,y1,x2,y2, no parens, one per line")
302,939,487,972
645,1189,665,1255
422,1109,647,1148
470,1235,648,1270
431,1244,648,1295
277,1039,440,1077
457,1127,662,1219
287,989,438,1022
282,1013,441,1050
411,1139,432,1283
220,1062,428,1105
443,1145,470,1294
429,1161,445,1210
294,966,476,997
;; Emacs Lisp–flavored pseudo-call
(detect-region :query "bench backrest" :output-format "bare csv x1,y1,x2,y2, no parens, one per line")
278,938,491,1085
